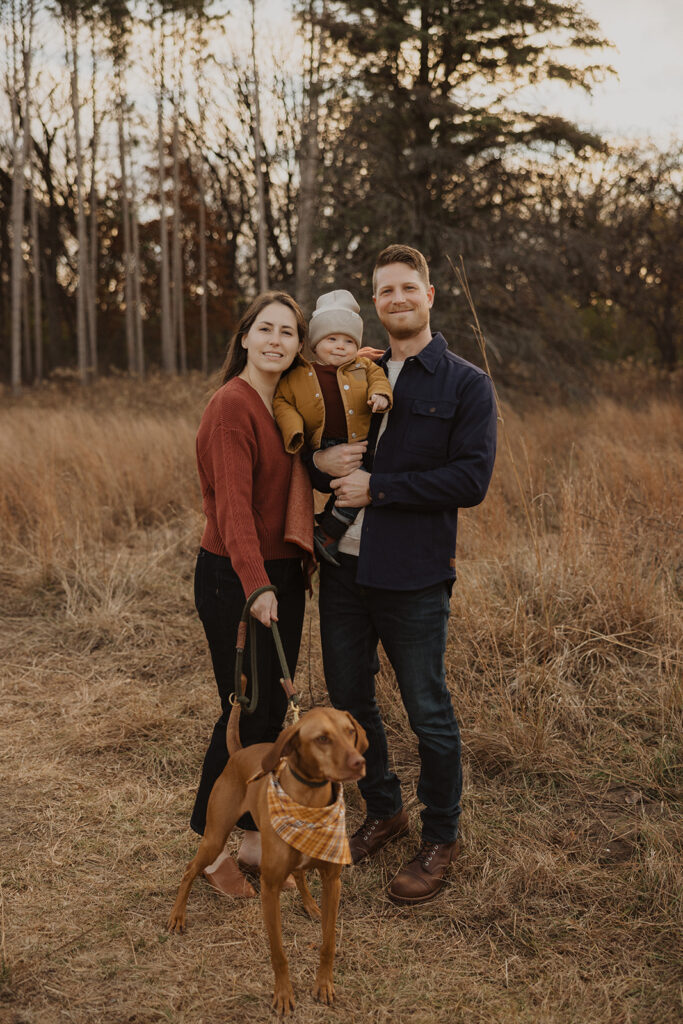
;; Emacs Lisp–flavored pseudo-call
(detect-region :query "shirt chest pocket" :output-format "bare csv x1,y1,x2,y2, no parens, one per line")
405,398,456,459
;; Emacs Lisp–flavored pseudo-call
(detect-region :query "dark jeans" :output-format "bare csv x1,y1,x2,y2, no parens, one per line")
319,554,461,843
190,549,305,836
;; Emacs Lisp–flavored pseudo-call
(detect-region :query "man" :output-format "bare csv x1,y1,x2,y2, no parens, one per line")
310,244,497,905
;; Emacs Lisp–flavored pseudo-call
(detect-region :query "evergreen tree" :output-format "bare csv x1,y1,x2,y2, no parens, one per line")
314,0,610,339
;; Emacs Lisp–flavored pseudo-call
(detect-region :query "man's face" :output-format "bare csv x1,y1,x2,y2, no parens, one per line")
373,264,434,341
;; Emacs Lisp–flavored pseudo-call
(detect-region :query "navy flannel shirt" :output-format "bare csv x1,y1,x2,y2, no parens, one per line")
310,332,497,590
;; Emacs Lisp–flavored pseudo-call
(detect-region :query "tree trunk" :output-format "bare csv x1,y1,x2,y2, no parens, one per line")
197,71,209,375
130,173,145,378
171,102,187,373
250,0,268,291
68,14,90,384
88,22,99,376
29,141,42,383
22,270,32,379
117,80,136,373
9,1,34,395
295,0,325,312
156,14,174,373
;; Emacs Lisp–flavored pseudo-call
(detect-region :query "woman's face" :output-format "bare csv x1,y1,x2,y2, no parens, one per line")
242,302,301,377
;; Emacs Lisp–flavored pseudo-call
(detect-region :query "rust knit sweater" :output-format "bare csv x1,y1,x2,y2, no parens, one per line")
196,377,312,598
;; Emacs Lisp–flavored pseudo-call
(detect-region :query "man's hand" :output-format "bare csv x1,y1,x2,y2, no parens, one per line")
250,590,278,627
368,393,389,413
331,469,372,507
313,441,367,478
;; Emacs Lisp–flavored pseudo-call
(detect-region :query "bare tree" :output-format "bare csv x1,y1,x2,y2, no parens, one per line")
192,14,209,374
8,0,35,395
130,171,145,377
295,0,325,312
250,0,268,291
61,1,91,383
151,2,175,373
87,18,99,375
28,123,43,383
170,14,187,374
116,66,136,372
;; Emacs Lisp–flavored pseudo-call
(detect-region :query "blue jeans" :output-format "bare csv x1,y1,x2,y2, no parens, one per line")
319,554,461,843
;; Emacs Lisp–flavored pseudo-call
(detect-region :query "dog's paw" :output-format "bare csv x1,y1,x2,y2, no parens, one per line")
272,981,296,1015
302,897,321,921
312,976,335,1005
166,911,186,933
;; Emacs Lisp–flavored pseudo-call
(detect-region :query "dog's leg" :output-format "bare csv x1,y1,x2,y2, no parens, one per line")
167,773,244,932
292,870,321,920
167,831,229,932
293,870,320,920
312,865,342,1005
261,878,296,1015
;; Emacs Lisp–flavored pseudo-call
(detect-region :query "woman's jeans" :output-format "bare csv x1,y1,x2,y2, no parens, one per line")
319,554,461,844
190,549,305,835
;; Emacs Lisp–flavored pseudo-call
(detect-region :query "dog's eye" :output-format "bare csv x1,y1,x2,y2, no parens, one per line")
316,735,331,745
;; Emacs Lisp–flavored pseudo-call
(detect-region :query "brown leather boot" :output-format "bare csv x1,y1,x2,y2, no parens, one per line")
349,809,410,864
387,839,459,905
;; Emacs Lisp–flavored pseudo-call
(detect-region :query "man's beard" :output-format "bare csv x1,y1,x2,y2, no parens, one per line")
381,309,429,341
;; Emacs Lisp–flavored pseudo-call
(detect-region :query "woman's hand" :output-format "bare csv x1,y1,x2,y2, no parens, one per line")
358,346,385,361
313,440,367,477
250,590,278,627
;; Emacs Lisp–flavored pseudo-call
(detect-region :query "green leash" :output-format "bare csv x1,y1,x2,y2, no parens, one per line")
232,585,300,718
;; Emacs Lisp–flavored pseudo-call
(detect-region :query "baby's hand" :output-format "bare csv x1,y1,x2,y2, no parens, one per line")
368,393,389,413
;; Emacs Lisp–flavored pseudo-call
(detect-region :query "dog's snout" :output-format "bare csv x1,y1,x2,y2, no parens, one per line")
347,751,365,774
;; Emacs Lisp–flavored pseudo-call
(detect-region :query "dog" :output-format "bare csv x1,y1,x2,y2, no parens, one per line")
167,704,368,1015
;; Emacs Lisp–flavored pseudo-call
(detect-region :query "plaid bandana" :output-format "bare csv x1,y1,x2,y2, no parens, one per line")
266,765,352,865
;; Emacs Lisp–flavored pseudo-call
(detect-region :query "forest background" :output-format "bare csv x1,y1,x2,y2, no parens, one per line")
1,0,681,393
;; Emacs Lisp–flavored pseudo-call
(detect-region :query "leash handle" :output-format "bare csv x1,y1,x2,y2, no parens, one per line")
233,585,299,716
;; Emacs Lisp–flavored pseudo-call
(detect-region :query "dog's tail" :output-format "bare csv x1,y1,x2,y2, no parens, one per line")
226,674,246,755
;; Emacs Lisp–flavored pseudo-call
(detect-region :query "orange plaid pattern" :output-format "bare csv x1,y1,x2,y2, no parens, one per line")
266,765,352,865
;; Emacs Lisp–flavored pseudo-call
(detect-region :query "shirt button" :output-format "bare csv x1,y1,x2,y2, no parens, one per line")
378,491,385,500
348,409,354,415
308,371,313,376
351,432,357,438
429,406,436,412
344,384,350,390
315,393,320,398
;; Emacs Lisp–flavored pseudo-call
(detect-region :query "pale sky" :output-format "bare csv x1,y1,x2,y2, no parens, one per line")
515,0,683,143
253,0,682,144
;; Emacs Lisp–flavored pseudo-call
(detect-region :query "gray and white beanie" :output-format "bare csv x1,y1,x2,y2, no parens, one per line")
309,289,363,350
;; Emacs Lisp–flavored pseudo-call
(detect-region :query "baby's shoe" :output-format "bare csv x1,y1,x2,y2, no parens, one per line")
313,526,341,567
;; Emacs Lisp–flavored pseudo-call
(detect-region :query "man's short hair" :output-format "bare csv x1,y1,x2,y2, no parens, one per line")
372,244,430,293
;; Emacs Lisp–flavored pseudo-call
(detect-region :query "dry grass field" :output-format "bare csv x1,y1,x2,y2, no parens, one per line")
1,373,681,1024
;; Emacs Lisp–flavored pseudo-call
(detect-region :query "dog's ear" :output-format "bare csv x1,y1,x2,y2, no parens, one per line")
261,721,300,774
344,712,369,754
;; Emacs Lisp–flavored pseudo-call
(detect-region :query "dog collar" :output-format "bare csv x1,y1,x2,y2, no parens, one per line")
286,764,329,789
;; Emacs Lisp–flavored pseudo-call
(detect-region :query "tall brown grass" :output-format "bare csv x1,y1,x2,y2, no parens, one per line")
1,376,681,1023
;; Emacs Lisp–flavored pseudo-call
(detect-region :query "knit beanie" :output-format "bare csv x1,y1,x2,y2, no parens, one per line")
309,290,363,350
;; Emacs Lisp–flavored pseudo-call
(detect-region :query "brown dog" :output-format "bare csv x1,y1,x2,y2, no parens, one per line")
167,706,368,1015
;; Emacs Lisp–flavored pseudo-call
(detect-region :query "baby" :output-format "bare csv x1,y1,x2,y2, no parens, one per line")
273,289,393,566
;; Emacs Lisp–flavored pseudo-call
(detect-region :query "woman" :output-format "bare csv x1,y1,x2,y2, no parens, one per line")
190,291,314,896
